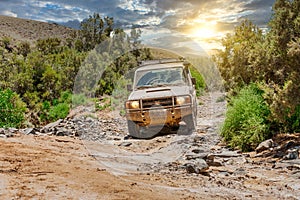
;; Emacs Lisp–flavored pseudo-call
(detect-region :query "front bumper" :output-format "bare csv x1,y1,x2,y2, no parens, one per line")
126,105,193,126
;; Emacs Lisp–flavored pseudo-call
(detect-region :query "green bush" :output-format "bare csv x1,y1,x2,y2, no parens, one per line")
40,91,72,123
286,104,300,133
59,90,72,104
0,89,26,128
190,66,206,96
48,103,69,121
221,84,271,151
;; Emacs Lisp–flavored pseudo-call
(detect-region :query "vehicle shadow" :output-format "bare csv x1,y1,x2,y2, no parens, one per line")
124,124,193,140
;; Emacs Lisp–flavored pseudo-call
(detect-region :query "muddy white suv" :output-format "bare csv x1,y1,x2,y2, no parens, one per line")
125,59,197,138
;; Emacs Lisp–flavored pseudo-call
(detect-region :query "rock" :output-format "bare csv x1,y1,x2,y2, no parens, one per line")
185,153,208,160
206,158,223,167
20,128,35,135
42,119,63,132
284,147,299,160
0,134,7,138
233,167,247,175
193,136,206,143
275,159,300,170
118,142,132,147
191,148,206,154
86,117,96,123
55,128,73,136
184,159,209,174
207,150,241,160
255,139,274,153
8,128,18,133
0,128,13,137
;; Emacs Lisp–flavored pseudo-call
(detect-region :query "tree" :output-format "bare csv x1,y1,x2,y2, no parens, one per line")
262,0,300,129
79,13,115,51
213,20,264,92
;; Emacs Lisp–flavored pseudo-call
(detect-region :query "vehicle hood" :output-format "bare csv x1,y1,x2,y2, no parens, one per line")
128,86,191,100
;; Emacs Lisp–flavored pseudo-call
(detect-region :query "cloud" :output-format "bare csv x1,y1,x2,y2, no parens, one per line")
0,0,276,50
240,0,275,27
0,0,275,29
0,10,17,17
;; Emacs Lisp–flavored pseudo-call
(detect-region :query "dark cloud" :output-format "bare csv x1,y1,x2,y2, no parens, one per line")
244,0,274,10
0,0,277,50
240,0,274,27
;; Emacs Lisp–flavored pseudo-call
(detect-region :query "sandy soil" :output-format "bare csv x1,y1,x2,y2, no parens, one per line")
0,134,196,200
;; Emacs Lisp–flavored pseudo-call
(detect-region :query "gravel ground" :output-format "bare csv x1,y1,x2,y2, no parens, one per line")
0,91,299,199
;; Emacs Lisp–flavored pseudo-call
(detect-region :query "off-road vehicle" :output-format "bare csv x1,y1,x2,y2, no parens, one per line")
125,59,197,138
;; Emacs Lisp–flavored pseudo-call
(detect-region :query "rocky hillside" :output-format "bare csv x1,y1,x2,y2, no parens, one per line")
0,15,76,44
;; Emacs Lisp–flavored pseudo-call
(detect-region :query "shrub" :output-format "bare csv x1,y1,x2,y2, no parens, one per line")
286,104,300,133
0,89,26,128
190,66,206,96
40,91,72,122
221,84,271,151
59,90,72,104
48,103,69,121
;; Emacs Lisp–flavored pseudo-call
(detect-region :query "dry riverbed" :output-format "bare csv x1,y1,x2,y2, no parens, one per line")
0,92,299,199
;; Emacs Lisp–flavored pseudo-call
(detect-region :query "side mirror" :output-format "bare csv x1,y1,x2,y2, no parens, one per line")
127,84,133,91
191,77,196,85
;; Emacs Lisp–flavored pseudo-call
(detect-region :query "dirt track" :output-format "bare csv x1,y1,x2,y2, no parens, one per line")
1,92,300,199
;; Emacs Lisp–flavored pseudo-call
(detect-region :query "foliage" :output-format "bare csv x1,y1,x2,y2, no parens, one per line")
221,84,271,151
261,0,300,130
76,28,152,97
286,105,300,133
40,91,72,122
190,66,206,96
0,13,156,126
48,103,69,121
79,13,114,51
214,0,300,151
213,20,264,92
0,89,26,128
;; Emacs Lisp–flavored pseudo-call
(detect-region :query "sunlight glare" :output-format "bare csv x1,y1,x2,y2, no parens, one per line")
191,27,216,39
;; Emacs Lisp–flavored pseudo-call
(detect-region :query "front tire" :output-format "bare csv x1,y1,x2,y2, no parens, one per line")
184,113,197,134
127,120,160,139
127,120,140,137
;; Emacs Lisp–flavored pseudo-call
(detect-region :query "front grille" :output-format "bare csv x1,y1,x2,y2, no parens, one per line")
142,97,173,109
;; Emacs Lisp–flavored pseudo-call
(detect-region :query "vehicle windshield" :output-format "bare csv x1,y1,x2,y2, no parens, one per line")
134,67,188,89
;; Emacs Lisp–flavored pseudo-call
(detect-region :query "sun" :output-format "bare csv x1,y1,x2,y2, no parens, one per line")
191,27,216,39
189,21,218,40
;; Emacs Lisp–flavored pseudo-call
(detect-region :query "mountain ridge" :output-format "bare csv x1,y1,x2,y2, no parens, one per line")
0,15,76,44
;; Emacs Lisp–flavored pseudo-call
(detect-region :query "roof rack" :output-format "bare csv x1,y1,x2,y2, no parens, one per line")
139,58,184,66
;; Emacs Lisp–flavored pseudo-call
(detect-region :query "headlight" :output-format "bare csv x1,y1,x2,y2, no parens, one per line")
125,100,140,109
176,96,191,105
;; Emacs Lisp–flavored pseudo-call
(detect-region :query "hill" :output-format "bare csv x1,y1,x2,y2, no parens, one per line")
0,15,76,44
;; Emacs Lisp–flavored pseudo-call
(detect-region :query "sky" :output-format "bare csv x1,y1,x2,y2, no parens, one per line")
0,0,276,55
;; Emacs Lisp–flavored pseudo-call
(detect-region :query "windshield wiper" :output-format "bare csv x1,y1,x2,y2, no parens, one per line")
152,83,170,87
136,83,170,89
136,85,155,89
